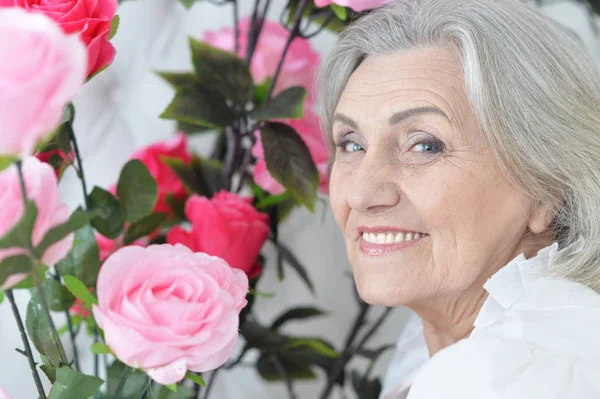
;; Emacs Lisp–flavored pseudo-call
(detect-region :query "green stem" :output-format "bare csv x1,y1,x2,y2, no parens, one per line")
202,369,219,399
113,365,132,399
53,271,80,371
7,290,46,399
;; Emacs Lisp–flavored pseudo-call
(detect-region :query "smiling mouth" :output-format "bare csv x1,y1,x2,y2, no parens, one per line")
358,230,428,256
361,231,425,244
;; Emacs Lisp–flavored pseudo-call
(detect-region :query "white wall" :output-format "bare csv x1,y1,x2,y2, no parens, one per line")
0,0,598,397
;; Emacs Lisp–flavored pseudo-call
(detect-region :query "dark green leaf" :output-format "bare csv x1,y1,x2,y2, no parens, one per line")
0,255,32,288
250,87,307,121
275,241,314,294
330,4,347,20
260,123,319,211
189,38,254,106
40,354,57,383
160,84,237,128
44,278,75,312
0,201,37,250
117,160,158,223
157,72,198,91
150,384,195,399
185,371,206,387
286,338,338,358
0,290,3,304
176,121,214,135
256,352,316,381
271,306,327,331
10,264,48,290
47,366,103,399
89,187,124,239
256,192,293,210
124,212,167,244
355,344,395,362
0,155,17,172
109,15,120,40
350,371,382,399
26,291,66,366
241,320,289,351
36,208,96,256
63,275,97,308
106,360,149,399
90,342,112,355
179,0,196,9
56,226,100,287
255,78,273,105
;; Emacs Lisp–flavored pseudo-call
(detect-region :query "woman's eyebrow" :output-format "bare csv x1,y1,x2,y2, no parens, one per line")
333,106,450,131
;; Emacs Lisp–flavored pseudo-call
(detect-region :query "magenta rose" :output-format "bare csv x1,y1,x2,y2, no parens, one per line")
93,244,248,385
0,0,117,77
167,191,270,278
314,0,392,12
203,18,320,102
0,157,73,289
128,133,192,215
0,8,87,157
252,109,330,195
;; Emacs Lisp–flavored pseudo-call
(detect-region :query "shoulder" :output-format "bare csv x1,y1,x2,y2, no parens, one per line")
407,334,600,399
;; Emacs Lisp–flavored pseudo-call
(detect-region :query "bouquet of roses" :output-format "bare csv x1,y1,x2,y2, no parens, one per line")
0,0,396,398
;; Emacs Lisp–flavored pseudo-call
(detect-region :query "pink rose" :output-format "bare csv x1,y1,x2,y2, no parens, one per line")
0,8,86,157
93,244,248,385
314,0,392,12
129,133,192,215
203,18,320,101
252,109,330,195
0,387,13,399
0,0,118,77
167,191,270,278
0,157,73,289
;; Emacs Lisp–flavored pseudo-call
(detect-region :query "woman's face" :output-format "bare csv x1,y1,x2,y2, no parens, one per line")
329,47,549,307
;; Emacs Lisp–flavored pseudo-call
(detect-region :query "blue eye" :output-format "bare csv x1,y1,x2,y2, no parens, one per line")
413,141,443,153
344,142,364,153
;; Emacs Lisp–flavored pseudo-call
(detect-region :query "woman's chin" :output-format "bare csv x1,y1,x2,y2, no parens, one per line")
353,273,415,307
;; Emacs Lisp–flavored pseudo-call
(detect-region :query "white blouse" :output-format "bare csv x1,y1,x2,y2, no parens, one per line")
380,243,600,399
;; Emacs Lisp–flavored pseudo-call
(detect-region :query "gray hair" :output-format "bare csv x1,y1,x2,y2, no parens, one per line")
317,0,600,290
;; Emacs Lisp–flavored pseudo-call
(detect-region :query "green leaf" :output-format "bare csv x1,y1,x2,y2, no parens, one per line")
189,38,254,106
117,159,158,223
89,187,124,239
0,155,17,171
44,278,75,312
275,241,315,294
57,315,81,336
106,360,150,399
63,275,97,308
185,371,206,387
124,212,167,244
150,384,194,399
256,352,316,381
248,288,276,298
286,338,338,358
330,4,347,20
254,78,273,105
0,201,37,250
109,15,120,40
166,384,178,392
179,0,195,9
162,155,222,197
47,366,103,399
56,226,100,287
260,122,319,212
0,290,3,304
350,371,382,399
157,72,198,91
355,344,395,362
271,306,327,331
26,291,66,366
160,84,237,128
36,208,96,256
90,342,112,355
249,87,307,121
40,354,57,383
176,121,214,135
10,264,48,290
256,192,293,210
0,255,32,288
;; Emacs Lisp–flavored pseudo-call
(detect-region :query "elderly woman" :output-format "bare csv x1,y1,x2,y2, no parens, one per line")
317,0,600,398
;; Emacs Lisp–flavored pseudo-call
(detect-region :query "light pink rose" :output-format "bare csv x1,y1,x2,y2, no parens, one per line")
93,244,249,385
0,0,118,77
0,387,13,399
252,109,330,195
203,18,320,102
0,157,73,289
0,8,87,157
314,0,392,12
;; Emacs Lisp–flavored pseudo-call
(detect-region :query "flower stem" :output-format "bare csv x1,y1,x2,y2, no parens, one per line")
270,353,297,399
232,0,239,54
266,0,310,101
6,290,46,399
202,369,219,399
68,125,90,209
113,365,131,399
53,270,80,371
318,300,370,399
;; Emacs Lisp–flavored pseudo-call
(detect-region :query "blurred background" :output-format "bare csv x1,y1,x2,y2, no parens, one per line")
2,0,600,397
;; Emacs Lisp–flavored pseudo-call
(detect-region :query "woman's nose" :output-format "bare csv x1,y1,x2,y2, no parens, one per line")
346,155,401,214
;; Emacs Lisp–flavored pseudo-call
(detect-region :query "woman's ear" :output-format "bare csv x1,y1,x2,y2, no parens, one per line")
528,202,556,234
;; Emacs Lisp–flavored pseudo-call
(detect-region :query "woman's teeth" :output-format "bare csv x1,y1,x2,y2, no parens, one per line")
361,232,425,244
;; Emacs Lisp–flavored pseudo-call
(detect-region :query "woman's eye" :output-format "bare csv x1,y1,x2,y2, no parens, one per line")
412,141,443,153
344,142,364,153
